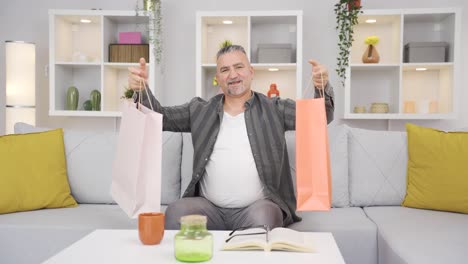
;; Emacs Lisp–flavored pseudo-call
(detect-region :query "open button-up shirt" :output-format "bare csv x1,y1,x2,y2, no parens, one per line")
139,85,334,226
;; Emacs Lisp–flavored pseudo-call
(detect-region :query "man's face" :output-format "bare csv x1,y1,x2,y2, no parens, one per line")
215,51,254,97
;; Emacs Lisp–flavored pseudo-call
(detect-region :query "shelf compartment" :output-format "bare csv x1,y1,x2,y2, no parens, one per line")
103,15,150,63
252,68,296,100
402,63,453,114
250,16,297,64
349,66,400,114
352,15,401,64
103,63,148,112
403,13,455,63
54,64,101,111
201,64,297,100
201,16,248,64
54,15,102,63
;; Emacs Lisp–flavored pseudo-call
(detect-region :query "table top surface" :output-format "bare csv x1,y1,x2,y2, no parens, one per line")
44,229,345,264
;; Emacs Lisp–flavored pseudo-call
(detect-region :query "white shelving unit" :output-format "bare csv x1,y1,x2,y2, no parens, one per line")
196,11,303,100
49,9,155,117
344,8,460,119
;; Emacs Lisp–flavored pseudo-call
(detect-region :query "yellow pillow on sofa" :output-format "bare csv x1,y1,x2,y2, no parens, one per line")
0,129,77,214
402,123,468,214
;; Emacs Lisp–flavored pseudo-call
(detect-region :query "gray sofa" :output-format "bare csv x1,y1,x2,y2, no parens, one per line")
1,123,467,264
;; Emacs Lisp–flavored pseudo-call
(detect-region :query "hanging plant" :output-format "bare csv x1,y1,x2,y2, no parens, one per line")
135,0,163,65
334,0,362,87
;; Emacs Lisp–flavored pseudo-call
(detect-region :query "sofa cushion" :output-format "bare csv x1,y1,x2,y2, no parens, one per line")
0,129,77,214
0,204,132,264
403,123,468,214
0,204,169,264
14,123,182,205
364,206,468,264
289,207,377,264
181,133,193,197
181,124,350,207
348,127,407,206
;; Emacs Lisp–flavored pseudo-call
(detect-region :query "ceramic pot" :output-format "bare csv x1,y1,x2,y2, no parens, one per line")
370,103,389,113
66,86,79,110
362,44,380,63
347,0,361,11
83,100,92,111
138,212,165,245
90,90,101,111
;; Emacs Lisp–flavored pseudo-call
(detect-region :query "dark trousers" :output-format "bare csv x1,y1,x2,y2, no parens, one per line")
164,197,283,230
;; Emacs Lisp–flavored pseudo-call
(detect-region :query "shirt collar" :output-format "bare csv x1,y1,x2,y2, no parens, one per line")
217,91,256,113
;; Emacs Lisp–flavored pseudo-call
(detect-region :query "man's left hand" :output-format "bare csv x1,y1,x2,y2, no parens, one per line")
308,59,329,89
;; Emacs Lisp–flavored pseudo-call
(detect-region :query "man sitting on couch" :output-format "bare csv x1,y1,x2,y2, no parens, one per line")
127,45,334,230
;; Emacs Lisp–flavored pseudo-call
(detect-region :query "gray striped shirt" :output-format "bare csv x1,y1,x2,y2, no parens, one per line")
139,85,334,226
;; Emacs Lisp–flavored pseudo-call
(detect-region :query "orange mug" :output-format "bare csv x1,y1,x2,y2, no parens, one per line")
138,212,165,245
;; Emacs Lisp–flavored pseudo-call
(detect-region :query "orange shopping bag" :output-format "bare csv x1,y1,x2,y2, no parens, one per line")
295,77,332,211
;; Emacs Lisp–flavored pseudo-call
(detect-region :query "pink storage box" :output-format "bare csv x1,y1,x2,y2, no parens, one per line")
119,32,142,44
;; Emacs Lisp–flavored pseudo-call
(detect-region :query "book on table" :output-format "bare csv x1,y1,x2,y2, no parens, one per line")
222,227,314,252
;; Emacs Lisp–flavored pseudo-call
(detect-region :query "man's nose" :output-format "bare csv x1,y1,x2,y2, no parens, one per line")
228,68,239,78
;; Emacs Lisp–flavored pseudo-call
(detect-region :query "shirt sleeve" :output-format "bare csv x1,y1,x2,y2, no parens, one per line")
276,82,335,131
134,88,192,132
314,82,335,124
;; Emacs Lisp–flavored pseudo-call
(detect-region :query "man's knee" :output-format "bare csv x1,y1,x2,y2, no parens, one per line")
165,197,200,230
241,199,283,229
164,197,224,230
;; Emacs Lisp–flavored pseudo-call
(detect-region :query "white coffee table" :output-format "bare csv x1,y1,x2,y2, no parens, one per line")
43,229,345,264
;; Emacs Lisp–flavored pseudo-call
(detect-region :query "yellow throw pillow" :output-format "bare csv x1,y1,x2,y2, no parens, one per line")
0,129,77,214
402,123,468,214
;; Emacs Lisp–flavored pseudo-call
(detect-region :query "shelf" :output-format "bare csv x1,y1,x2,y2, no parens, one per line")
250,16,297,64
196,11,302,100
53,15,102,63
349,66,400,114
103,62,148,69
200,16,249,64
403,13,455,63
344,113,455,120
49,9,155,117
350,63,399,70
202,63,296,71
345,8,459,120
351,14,401,64
49,110,122,117
56,62,101,66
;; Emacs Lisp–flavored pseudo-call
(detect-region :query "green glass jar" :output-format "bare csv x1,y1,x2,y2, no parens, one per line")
174,215,213,262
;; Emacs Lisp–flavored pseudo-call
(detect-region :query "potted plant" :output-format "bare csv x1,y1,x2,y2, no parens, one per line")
121,87,135,100
334,0,362,86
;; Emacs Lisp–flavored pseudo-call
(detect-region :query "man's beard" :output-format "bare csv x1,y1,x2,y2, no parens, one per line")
226,79,245,96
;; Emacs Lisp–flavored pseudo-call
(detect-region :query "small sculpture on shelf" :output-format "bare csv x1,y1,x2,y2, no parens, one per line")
90,90,101,111
353,105,366,113
267,83,280,98
362,36,380,63
83,100,92,111
66,86,79,110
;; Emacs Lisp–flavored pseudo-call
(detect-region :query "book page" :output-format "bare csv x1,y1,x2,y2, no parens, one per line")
222,228,268,251
268,228,314,252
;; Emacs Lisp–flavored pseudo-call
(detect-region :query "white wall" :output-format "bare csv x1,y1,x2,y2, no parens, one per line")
1,0,466,134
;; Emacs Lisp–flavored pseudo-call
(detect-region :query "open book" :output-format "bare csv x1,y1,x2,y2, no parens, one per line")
222,227,314,252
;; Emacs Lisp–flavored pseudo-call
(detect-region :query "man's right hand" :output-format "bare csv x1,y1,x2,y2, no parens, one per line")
128,57,148,91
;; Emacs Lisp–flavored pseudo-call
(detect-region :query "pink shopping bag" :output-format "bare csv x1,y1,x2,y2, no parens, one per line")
111,100,163,218
295,77,332,211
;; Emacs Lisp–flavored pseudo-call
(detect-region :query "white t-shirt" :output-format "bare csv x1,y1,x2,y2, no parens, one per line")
200,112,265,208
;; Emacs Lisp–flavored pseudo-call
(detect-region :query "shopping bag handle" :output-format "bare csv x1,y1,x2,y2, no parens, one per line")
138,79,154,111
302,69,324,99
